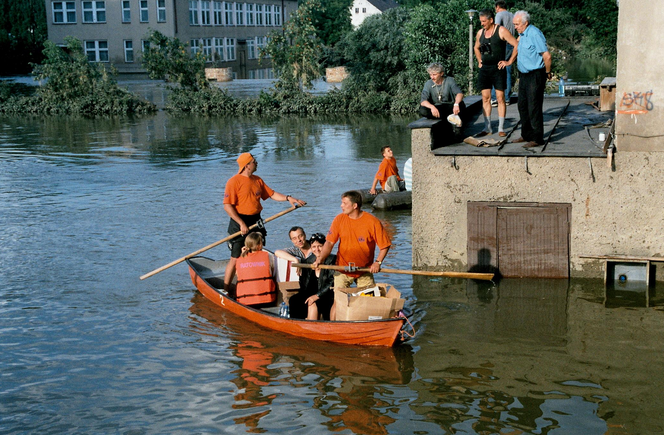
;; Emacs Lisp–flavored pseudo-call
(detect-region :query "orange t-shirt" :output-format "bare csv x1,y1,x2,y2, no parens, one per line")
326,211,391,276
224,174,274,215
374,157,402,189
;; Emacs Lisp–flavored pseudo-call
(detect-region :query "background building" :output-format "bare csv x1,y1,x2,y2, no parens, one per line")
45,0,298,77
350,0,398,28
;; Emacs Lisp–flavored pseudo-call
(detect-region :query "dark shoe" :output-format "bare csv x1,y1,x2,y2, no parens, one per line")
511,137,526,143
476,131,491,138
498,131,507,137
522,141,541,148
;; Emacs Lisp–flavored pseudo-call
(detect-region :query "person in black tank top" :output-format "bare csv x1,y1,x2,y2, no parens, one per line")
474,9,519,137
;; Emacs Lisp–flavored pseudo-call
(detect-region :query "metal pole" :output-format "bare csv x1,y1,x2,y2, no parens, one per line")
469,18,473,95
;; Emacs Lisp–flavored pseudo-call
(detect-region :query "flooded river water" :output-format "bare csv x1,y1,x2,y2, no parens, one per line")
1,92,663,433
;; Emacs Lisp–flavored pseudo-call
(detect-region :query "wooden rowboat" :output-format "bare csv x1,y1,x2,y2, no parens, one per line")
186,256,408,347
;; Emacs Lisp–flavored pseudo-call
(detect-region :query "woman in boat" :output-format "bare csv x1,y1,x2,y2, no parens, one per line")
234,232,278,307
281,233,337,320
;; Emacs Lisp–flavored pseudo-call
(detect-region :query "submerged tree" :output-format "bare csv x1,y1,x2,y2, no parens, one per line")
142,30,209,91
262,0,322,91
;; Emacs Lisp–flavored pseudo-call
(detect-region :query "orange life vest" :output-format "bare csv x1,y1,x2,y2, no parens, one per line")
235,251,276,306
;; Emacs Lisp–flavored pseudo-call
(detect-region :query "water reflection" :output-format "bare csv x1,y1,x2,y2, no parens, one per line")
188,293,414,434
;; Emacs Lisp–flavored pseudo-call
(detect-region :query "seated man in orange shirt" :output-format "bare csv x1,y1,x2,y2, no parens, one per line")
313,191,391,319
369,146,405,195
223,152,306,292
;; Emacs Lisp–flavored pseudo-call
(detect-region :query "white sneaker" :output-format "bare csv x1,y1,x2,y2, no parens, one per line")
490,100,498,107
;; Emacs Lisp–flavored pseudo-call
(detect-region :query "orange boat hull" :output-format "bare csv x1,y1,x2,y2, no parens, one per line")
187,262,406,347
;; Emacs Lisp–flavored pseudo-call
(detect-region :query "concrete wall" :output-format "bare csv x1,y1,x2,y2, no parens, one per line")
350,0,382,28
615,0,663,151
411,128,664,278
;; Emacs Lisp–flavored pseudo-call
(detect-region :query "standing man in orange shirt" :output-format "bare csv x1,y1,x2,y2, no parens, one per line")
223,152,306,292
313,190,391,292
369,146,405,195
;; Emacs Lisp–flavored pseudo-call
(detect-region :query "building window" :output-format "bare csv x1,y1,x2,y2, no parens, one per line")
256,35,268,58
246,3,254,25
355,7,358,13
214,37,225,60
213,1,223,25
140,0,149,22
202,38,213,59
85,40,109,62
121,0,130,22
157,0,166,22
224,2,234,25
235,2,243,26
189,0,199,25
362,8,366,12
264,4,272,26
124,40,134,62
255,3,262,25
52,1,77,23
225,37,235,61
246,38,256,59
82,1,106,23
190,38,200,55
274,5,281,26
201,1,211,25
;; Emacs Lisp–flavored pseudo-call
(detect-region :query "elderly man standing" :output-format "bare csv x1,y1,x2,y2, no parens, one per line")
511,10,552,148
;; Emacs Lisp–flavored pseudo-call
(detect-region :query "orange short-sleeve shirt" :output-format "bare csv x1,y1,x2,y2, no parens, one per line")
326,211,391,275
223,174,274,215
374,157,402,189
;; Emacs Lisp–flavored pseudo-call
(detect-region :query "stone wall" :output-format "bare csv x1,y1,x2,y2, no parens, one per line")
205,67,233,82
411,128,664,278
326,67,349,83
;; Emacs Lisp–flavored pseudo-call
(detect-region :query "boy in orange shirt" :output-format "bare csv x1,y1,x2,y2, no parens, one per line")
223,152,306,292
369,146,405,195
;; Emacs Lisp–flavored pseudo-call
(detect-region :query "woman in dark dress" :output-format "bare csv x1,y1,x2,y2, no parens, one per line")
287,233,336,320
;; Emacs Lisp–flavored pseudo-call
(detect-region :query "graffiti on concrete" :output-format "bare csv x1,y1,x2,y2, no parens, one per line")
618,90,654,114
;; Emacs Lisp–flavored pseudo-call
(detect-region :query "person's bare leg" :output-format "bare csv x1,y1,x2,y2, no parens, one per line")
496,90,506,133
481,89,493,134
224,257,237,295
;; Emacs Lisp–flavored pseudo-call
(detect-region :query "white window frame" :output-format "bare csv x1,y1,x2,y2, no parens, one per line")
189,0,199,25
264,4,272,26
235,2,244,26
157,0,166,22
202,38,213,59
139,0,149,22
255,3,262,25
190,39,201,55
85,40,109,62
246,38,256,59
225,37,236,61
201,1,211,25
224,2,234,26
124,40,134,62
213,1,223,25
141,40,150,52
214,37,225,61
246,3,254,25
273,5,281,26
121,0,131,22
82,1,106,23
52,1,77,24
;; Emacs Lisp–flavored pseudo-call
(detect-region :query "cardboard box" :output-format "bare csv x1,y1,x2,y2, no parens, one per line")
334,283,405,321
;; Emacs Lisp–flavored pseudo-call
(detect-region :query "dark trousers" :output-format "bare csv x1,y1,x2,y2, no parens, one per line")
517,68,546,144
419,101,468,147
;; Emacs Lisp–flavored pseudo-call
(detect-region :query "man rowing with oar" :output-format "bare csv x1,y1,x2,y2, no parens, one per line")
223,152,306,294
312,190,391,319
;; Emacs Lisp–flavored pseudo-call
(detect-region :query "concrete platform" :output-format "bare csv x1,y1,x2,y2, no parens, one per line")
409,96,613,158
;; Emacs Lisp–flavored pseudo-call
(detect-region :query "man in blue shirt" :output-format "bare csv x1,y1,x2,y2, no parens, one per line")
510,10,552,148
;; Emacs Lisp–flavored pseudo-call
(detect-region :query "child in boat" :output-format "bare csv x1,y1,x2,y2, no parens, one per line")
234,232,278,307
369,146,406,195
283,233,336,320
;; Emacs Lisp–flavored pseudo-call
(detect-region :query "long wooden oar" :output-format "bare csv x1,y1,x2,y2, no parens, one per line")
140,205,301,280
292,263,494,281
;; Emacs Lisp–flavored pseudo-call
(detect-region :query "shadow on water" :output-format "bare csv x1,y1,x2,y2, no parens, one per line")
188,292,415,434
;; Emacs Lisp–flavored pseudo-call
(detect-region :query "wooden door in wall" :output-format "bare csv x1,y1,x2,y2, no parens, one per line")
467,202,571,278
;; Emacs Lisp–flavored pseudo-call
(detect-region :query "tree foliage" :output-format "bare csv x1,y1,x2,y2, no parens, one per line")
262,0,322,91
142,30,209,91
311,0,353,46
0,37,155,114
0,0,47,75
